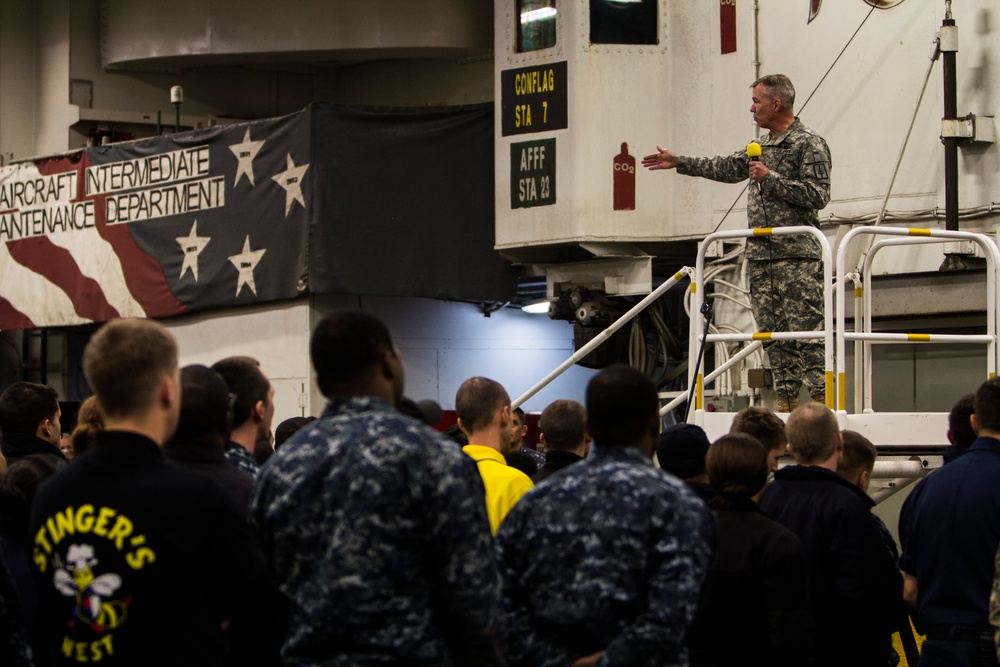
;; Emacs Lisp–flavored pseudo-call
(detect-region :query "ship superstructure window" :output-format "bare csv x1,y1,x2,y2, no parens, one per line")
518,0,557,52
591,0,657,45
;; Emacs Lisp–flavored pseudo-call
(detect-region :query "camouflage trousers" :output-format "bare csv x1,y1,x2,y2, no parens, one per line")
748,258,826,400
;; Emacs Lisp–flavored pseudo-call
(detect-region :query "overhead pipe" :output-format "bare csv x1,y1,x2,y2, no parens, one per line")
871,459,927,478
750,2,760,79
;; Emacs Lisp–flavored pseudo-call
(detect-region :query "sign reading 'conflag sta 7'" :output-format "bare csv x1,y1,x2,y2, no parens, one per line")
0,112,312,329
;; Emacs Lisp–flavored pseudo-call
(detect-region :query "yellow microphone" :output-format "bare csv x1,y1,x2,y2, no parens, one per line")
746,142,762,161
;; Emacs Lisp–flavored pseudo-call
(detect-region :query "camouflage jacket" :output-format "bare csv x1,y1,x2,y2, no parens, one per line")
520,445,545,469
495,445,713,667
678,118,831,261
251,396,501,667
223,441,260,480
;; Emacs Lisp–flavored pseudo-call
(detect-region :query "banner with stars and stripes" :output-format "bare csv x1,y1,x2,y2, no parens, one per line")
0,108,311,329
0,103,514,331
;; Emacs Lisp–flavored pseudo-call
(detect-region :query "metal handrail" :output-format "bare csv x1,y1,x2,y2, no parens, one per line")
511,268,693,409
836,226,1000,411
861,237,999,410
844,271,865,413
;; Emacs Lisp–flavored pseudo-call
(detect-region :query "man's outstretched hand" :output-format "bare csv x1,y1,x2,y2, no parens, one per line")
641,146,679,170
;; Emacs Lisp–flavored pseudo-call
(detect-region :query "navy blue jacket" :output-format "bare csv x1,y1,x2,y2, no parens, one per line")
899,436,1000,632
686,482,717,507
0,433,65,465
531,450,584,483
686,499,814,667
760,465,900,667
163,439,254,517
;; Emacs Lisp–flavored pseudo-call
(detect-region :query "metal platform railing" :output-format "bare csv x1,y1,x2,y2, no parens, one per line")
512,225,999,458
688,225,835,412
507,226,1000,503
836,226,1000,411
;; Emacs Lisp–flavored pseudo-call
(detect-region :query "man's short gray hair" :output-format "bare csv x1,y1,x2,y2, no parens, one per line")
751,74,795,111
785,402,838,465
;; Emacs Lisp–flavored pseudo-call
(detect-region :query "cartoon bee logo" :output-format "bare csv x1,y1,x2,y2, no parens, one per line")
53,544,128,631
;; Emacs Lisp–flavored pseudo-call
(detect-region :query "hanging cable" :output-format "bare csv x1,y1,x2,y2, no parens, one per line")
684,300,715,422
873,37,941,229
798,2,878,114
706,2,879,237
850,34,943,271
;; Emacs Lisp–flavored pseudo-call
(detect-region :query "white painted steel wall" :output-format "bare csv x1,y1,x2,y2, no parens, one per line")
495,1,722,251
494,1,998,272
165,300,313,430
163,295,598,429
760,1,997,276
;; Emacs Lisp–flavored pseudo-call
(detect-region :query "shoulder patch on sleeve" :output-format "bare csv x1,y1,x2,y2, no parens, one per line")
804,150,830,180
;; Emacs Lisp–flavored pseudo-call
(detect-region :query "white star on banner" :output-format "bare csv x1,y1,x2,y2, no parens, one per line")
228,236,266,297
175,221,211,282
229,128,265,187
272,153,310,217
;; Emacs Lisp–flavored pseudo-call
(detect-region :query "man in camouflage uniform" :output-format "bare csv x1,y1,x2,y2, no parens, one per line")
643,74,831,411
495,365,712,667
252,311,502,666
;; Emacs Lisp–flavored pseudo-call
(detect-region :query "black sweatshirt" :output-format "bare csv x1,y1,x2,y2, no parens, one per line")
29,431,283,666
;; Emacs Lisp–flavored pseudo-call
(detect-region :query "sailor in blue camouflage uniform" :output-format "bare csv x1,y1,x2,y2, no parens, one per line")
643,74,831,411
223,440,260,479
252,310,502,667
214,356,277,480
495,365,713,667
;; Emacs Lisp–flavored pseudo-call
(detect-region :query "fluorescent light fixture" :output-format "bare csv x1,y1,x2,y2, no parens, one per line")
522,300,551,315
521,7,557,24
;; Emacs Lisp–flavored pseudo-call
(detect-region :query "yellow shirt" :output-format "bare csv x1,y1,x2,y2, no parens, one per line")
462,444,534,534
